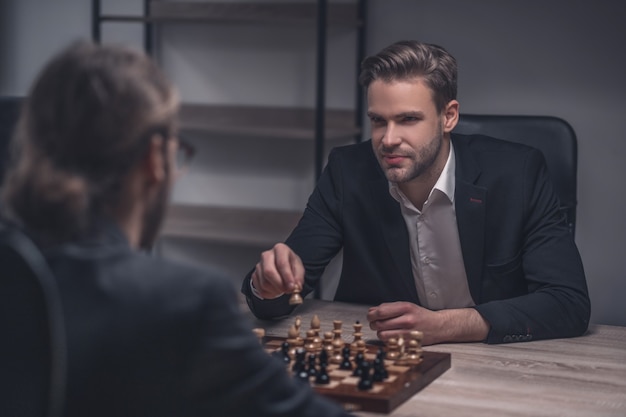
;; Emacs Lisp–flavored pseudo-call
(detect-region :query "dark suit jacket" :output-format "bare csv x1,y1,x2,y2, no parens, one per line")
243,134,590,344
42,222,351,417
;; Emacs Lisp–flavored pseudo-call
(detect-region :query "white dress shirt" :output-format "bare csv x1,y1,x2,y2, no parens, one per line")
389,144,475,310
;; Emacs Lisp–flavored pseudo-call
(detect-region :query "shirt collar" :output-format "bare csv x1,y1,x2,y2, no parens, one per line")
389,142,456,205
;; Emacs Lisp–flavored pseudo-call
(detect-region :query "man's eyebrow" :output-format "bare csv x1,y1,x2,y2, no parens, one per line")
366,110,425,119
395,111,425,119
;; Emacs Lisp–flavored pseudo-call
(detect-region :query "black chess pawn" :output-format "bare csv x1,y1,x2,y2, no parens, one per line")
339,347,352,370
307,354,318,377
292,347,306,373
354,352,365,366
372,357,386,382
296,368,310,383
272,341,291,364
357,361,373,390
319,349,329,366
375,348,389,379
352,350,366,376
315,363,330,385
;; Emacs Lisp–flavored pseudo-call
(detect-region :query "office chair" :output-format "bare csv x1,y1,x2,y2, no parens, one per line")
453,114,578,236
0,224,66,417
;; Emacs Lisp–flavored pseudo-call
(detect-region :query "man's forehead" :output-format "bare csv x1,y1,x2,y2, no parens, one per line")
366,78,437,115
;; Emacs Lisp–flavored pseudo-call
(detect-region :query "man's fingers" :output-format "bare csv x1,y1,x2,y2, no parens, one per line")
253,254,286,298
289,250,305,289
273,243,305,292
252,243,305,299
274,250,295,291
367,302,409,321
368,303,420,332
376,329,409,342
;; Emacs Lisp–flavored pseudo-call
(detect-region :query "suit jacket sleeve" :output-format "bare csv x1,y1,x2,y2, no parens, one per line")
470,146,590,343
241,149,346,319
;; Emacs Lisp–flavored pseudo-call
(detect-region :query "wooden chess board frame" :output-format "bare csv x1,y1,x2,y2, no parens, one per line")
264,336,451,414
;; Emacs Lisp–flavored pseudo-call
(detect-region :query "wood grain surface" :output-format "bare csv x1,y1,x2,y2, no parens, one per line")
247,299,626,416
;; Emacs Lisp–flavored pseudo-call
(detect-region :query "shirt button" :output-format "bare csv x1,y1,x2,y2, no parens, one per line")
429,292,437,299
423,257,431,264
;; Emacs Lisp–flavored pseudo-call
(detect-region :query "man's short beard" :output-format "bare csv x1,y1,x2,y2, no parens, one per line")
383,127,443,184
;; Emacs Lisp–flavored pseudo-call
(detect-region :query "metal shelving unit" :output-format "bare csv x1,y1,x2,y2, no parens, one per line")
92,0,366,246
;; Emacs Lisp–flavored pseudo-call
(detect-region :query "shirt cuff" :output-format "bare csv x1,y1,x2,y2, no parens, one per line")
250,279,265,299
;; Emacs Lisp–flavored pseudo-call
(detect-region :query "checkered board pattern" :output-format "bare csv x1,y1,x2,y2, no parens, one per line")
264,336,451,413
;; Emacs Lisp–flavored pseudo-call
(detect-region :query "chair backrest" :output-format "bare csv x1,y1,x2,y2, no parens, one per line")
0,225,66,417
453,114,578,236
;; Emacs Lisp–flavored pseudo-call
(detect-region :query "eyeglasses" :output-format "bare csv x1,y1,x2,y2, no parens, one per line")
175,136,196,174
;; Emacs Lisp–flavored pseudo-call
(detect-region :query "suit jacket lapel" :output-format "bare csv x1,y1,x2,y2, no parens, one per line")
452,136,487,303
369,176,420,303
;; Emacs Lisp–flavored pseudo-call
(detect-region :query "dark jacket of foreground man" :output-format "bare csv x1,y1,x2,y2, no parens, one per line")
244,135,590,344
42,221,351,417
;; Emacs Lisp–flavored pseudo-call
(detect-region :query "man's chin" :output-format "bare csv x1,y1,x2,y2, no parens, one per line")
384,167,408,183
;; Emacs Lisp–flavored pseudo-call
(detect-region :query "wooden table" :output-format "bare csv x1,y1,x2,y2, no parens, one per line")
247,299,626,417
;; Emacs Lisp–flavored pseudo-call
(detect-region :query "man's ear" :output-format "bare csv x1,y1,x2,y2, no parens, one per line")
442,100,459,133
141,134,167,185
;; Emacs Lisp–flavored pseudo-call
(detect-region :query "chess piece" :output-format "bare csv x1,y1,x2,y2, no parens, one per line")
307,354,318,377
315,363,330,385
292,347,306,374
352,352,365,377
305,329,317,353
394,336,409,366
406,330,424,365
331,321,344,364
372,357,387,381
287,324,301,358
332,320,343,336
350,321,363,355
339,346,353,370
289,285,303,305
294,348,310,382
322,331,334,356
357,361,373,391
375,348,388,379
310,317,323,353
310,314,321,336
319,349,329,367
272,341,291,364
385,337,400,360
354,352,365,367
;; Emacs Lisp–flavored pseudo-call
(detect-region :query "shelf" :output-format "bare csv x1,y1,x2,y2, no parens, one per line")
99,2,360,27
161,203,302,247
179,104,361,141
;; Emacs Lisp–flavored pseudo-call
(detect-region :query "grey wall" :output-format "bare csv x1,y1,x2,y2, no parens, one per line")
1,0,624,326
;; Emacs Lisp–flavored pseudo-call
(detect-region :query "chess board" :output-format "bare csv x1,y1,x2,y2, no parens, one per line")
263,336,451,413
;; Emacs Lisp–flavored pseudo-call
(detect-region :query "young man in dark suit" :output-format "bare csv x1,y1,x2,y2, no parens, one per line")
242,40,590,345
0,41,353,417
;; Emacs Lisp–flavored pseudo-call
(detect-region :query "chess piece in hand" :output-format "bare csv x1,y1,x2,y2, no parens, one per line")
289,284,303,305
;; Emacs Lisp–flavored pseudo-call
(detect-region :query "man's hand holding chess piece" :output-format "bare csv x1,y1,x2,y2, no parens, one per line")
251,242,304,304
